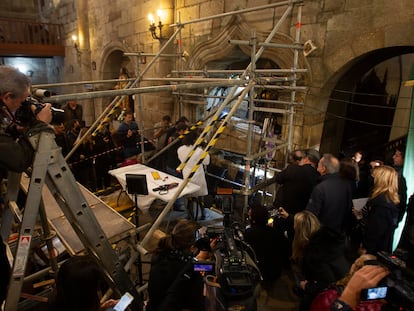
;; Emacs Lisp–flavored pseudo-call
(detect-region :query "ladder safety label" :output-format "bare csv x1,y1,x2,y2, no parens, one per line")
14,235,32,277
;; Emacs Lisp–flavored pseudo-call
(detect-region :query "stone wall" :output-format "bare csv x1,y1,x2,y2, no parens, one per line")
33,0,414,153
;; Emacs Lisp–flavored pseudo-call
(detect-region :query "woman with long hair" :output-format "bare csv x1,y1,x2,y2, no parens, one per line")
48,255,117,311
292,211,350,311
291,210,321,267
360,165,399,254
146,219,205,311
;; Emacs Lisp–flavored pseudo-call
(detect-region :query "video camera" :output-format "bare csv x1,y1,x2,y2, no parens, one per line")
197,193,261,311
15,89,64,126
372,251,414,311
200,225,260,311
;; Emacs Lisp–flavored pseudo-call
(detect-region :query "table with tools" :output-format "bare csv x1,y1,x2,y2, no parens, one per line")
109,163,200,211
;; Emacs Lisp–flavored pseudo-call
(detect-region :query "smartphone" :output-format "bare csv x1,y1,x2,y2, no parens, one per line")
113,292,134,311
360,286,388,301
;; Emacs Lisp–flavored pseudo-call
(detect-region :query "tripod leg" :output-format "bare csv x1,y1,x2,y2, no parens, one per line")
134,194,143,288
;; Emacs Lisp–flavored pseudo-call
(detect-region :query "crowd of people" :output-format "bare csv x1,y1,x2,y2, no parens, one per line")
264,147,413,311
142,139,414,311
1,64,413,310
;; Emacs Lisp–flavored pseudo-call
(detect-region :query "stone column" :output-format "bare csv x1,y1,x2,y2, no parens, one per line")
76,0,94,126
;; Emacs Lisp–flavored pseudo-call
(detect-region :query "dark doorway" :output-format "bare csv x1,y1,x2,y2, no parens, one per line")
320,47,414,160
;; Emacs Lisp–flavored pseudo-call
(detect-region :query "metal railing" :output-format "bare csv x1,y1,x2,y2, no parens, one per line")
0,17,65,56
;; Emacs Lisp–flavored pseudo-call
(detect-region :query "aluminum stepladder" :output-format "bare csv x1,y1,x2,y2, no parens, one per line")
3,130,141,310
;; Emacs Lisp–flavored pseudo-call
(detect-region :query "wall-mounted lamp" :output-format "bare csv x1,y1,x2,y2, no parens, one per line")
148,10,165,40
72,35,82,64
72,35,81,55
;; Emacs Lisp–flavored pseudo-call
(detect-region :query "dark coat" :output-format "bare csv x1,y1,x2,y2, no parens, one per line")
363,194,398,254
274,163,320,214
302,226,350,288
147,250,205,311
306,173,353,234
245,224,284,281
300,226,351,311
0,104,35,181
117,120,140,158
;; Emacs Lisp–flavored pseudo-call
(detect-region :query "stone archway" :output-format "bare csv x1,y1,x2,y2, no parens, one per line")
320,47,414,157
94,45,132,118
187,15,308,78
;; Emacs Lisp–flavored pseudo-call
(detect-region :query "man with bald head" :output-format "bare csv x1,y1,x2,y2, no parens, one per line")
306,153,353,234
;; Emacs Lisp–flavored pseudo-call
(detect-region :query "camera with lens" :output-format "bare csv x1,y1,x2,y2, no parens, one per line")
15,89,64,126
200,225,261,311
372,251,414,311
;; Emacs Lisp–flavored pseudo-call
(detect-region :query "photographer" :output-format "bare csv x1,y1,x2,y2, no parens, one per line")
0,65,52,305
330,265,389,311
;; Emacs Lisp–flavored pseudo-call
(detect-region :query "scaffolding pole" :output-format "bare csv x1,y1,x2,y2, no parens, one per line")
15,1,309,304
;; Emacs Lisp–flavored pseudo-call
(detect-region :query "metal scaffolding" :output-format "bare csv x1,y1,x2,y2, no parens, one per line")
35,0,307,197
25,0,308,298
30,0,308,237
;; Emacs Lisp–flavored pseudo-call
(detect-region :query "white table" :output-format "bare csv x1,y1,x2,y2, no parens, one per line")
109,164,200,211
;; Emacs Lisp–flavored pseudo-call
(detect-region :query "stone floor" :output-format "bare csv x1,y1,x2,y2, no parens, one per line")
105,192,301,311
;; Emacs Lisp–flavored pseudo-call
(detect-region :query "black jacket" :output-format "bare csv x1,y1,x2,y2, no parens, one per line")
306,173,353,234
302,226,350,288
363,194,399,254
245,224,284,281
147,250,205,311
274,163,320,214
300,226,351,311
0,104,35,181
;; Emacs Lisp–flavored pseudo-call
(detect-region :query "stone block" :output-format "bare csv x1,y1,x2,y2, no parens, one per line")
324,0,346,12
352,30,384,56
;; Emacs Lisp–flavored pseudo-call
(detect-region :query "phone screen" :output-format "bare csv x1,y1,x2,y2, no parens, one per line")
360,286,388,300
194,262,214,272
113,292,134,311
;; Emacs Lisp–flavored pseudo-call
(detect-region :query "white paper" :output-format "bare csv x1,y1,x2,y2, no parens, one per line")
352,197,368,211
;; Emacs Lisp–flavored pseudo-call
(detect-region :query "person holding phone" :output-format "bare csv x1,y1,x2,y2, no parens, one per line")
330,264,389,311
310,254,386,311
48,255,118,311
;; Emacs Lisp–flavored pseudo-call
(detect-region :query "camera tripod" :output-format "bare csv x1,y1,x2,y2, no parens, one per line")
1,131,141,310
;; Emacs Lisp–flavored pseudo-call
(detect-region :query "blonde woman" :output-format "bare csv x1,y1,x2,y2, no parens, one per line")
362,165,399,254
290,210,351,311
291,210,321,267
288,210,321,296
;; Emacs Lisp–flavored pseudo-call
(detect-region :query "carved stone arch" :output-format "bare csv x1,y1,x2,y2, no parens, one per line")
99,41,133,80
187,15,309,82
93,41,133,119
